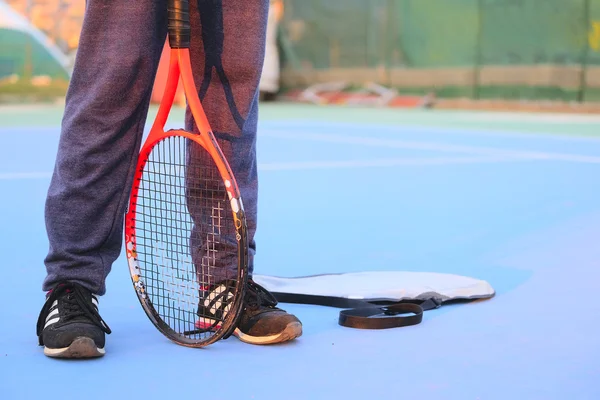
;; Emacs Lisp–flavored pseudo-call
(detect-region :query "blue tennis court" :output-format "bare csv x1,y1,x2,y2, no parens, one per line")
1,103,599,399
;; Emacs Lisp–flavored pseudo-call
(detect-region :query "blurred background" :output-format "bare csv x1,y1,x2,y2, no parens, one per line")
2,5,600,396
1,0,600,112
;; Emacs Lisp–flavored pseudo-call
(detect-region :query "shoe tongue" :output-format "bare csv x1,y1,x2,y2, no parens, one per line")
46,283,72,299
199,284,211,292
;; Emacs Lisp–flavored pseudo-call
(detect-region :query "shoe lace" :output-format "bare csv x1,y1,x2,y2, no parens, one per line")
218,280,279,340
245,280,278,310
36,282,112,339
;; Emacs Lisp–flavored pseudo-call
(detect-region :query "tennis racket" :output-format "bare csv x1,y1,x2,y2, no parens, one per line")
124,0,249,347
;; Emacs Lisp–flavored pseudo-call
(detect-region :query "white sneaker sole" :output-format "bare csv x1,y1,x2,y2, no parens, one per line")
233,321,303,345
195,320,303,345
44,337,105,358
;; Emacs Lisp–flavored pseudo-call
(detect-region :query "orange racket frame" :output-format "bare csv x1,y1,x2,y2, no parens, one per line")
124,0,248,347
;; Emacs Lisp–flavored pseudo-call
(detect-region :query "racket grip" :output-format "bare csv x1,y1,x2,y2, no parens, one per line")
168,0,190,48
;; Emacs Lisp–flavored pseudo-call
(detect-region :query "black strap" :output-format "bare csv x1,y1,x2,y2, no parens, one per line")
271,292,442,330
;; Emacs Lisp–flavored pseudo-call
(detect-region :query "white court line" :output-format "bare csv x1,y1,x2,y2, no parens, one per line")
257,156,511,171
262,120,600,144
0,172,53,180
457,112,600,124
1,156,514,181
0,157,501,181
4,130,598,181
261,130,600,164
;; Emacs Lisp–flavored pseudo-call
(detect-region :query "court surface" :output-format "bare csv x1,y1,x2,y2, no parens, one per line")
1,103,599,399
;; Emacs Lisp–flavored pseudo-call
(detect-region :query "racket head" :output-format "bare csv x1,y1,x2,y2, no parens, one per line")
125,128,249,348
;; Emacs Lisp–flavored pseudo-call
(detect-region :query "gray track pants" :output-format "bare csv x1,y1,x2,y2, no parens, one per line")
43,0,267,295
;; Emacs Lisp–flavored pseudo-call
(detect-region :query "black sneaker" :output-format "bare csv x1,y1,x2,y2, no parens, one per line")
234,280,302,345
36,282,111,358
195,279,302,345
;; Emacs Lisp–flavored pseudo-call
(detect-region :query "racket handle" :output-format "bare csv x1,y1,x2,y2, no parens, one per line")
168,0,190,48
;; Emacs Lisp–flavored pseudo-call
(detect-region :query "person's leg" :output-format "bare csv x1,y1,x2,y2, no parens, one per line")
38,0,167,358
186,0,302,345
186,0,266,282
43,0,168,296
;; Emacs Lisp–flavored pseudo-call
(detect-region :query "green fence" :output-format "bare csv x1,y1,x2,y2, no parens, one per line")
279,0,600,101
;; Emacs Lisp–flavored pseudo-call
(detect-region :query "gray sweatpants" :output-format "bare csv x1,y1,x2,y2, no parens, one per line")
43,0,268,295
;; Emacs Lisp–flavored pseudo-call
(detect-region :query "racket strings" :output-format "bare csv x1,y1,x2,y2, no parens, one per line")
133,135,239,340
